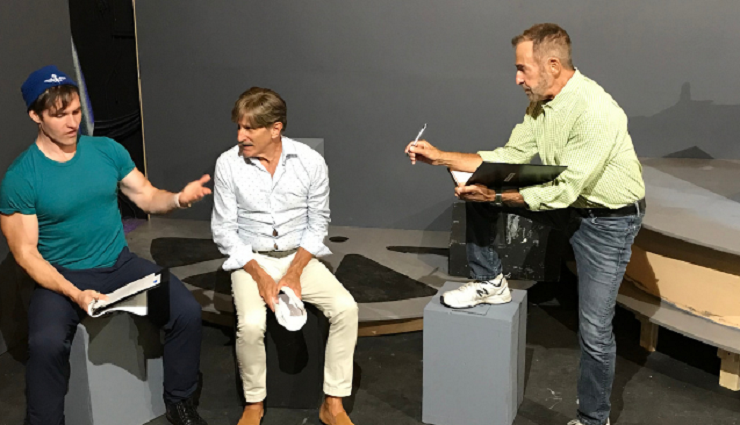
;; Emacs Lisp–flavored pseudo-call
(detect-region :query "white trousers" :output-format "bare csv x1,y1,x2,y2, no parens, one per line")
231,254,358,402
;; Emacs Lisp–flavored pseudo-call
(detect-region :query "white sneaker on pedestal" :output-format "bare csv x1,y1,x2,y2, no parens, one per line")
440,274,511,309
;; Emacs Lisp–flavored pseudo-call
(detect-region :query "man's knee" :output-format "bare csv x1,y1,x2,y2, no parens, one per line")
579,319,615,355
180,296,203,327
169,279,203,327
328,293,358,323
236,309,267,343
29,327,70,362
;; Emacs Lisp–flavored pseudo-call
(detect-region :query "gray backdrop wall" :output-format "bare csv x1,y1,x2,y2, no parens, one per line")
0,1,75,354
135,1,740,230
0,1,75,260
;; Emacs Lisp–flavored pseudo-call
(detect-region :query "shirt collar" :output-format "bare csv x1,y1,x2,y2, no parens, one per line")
280,137,299,160
542,69,583,112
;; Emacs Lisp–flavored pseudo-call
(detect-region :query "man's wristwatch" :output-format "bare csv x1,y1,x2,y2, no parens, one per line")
494,192,503,206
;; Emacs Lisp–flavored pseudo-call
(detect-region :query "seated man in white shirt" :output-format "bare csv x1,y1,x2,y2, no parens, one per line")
211,87,358,425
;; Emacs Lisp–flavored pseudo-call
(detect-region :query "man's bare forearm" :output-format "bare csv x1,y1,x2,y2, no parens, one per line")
286,247,313,278
15,249,81,300
243,258,269,282
437,151,484,172
140,189,180,214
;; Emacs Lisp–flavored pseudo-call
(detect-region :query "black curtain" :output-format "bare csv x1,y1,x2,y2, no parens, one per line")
69,0,146,219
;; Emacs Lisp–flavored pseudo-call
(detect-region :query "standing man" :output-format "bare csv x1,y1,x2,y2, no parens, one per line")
0,65,211,425
405,24,645,425
211,87,358,425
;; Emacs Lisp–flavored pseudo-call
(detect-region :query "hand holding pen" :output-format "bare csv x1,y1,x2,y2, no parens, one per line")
404,123,443,165
412,123,426,146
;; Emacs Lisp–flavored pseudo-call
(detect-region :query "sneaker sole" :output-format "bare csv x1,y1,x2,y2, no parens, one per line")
440,292,512,309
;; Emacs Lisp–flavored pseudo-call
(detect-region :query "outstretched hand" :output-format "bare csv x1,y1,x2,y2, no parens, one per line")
404,140,443,166
179,174,212,207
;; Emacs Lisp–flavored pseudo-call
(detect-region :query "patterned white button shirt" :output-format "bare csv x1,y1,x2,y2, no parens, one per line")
211,137,331,271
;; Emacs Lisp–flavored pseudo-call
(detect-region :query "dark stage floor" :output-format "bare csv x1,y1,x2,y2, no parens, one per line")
2,280,740,425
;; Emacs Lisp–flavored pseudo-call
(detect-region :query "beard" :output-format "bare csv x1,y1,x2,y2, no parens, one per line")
523,72,552,102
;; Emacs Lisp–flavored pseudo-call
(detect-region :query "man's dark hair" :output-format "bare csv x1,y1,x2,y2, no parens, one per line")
512,23,574,70
29,85,80,116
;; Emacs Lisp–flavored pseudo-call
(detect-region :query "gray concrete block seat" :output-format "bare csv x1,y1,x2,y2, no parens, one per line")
423,282,527,425
65,313,165,425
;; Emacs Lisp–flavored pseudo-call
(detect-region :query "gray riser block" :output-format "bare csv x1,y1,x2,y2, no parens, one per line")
66,313,165,425
293,138,324,157
423,282,526,425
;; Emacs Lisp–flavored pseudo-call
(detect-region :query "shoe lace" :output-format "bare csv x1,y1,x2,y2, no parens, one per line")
457,281,484,292
174,400,204,425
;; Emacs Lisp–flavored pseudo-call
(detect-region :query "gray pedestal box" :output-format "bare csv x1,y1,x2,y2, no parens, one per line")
423,282,527,425
65,313,165,425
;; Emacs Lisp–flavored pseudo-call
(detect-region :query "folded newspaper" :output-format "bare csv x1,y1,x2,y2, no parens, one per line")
86,272,163,318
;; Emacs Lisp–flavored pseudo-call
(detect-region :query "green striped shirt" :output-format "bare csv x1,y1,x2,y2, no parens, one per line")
479,70,645,211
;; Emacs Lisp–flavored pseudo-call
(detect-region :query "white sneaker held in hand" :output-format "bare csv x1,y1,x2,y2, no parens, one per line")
274,287,307,331
441,274,511,308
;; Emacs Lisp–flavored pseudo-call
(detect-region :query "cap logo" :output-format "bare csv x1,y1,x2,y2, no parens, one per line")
43,74,67,84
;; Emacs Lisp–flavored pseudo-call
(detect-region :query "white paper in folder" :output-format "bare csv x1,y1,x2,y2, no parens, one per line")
449,169,474,185
86,273,162,318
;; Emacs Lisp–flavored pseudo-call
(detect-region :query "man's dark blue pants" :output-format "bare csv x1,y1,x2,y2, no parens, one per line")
25,247,202,425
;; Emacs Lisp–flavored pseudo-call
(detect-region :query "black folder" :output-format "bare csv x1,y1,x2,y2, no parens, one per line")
454,162,567,189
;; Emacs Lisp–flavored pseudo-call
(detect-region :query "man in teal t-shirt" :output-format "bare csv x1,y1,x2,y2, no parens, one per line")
3,133,136,270
0,66,211,425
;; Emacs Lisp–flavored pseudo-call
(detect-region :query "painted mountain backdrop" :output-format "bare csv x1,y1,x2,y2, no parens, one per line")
630,83,740,159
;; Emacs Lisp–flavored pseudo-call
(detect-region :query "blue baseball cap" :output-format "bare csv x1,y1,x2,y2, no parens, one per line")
21,65,78,110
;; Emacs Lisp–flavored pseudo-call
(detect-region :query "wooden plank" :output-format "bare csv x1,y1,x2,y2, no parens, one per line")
617,279,740,354
358,318,423,337
619,280,740,391
641,165,740,257
718,348,740,391
637,314,659,352
201,310,424,338
358,297,433,322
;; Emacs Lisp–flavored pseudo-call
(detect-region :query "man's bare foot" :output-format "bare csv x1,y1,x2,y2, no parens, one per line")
319,396,353,425
237,402,264,425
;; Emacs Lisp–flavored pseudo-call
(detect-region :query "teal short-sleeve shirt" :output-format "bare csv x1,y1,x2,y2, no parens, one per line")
0,136,136,269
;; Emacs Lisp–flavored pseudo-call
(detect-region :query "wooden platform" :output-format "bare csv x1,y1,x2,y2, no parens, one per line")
358,318,424,337
618,279,740,391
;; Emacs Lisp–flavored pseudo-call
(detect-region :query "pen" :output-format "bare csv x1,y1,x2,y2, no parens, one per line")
412,123,427,146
